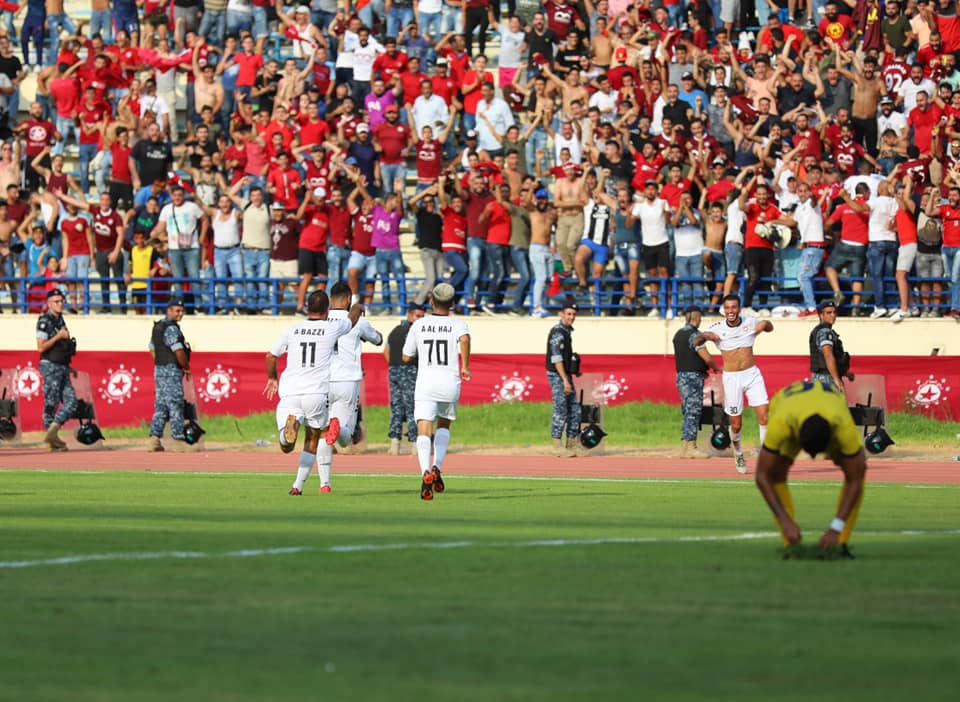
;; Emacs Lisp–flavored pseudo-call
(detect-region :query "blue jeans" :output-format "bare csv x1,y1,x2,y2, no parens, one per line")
464,237,488,304
168,248,201,301
675,253,704,308
198,10,227,46
46,13,76,65
227,10,252,36
8,84,19,126
22,11,45,66
524,127,550,173
442,6,461,32
755,0,771,25
462,112,477,133
52,114,71,152
510,246,531,310
486,241,510,307
387,7,414,37
420,11,443,40
380,162,405,194
252,6,270,39
667,2,686,28
78,143,98,194
213,245,243,309
797,246,825,310
312,9,337,57
943,246,960,311
327,244,349,284
2,10,14,40
443,250,468,296
529,242,551,309
89,9,112,43
243,247,270,310
359,0,385,29
375,248,406,308
867,241,897,308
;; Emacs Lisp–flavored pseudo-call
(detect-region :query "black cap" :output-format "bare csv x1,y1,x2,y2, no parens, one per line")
561,296,579,312
168,297,185,308
683,305,702,315
47,288,66,299
407,302,425,313
817,299,836,312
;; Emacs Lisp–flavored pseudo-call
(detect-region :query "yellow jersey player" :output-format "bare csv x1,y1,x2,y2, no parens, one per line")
754,379,867,559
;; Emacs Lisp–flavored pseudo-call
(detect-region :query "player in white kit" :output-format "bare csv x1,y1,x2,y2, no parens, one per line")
327,282,383,449
264,290,363,495
693,294,774,474
401,283,472,501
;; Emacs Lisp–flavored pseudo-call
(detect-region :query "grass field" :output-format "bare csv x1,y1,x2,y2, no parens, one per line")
100,401,960,448
1,470,958,701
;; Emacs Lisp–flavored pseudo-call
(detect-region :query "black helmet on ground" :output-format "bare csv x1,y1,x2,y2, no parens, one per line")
579,423,607,449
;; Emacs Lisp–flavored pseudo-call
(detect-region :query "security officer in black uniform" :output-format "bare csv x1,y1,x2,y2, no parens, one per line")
810,299,855,392
546,298,581,457
384,301,425,455
673,305,722,457
35,288,79,451
148,298,191,451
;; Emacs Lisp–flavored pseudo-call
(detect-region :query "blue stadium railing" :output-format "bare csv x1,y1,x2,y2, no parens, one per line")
0,274,953,317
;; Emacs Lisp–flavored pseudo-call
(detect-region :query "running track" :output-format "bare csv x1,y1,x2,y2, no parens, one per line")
1,446,957,484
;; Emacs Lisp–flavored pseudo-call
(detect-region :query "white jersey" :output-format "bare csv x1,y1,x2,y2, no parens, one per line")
402,313,470,402
707,315,761,352
269,317,354,397
328,309,383,383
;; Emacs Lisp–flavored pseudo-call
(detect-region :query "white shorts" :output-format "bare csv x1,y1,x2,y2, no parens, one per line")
721,366,769,417
329,380,359,434
276,393,329,430
414,399,458,422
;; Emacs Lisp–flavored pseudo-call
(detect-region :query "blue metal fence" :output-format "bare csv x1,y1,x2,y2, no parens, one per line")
0,274,953,318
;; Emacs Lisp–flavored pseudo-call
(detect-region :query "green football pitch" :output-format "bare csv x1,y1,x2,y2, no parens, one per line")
1,471,958,701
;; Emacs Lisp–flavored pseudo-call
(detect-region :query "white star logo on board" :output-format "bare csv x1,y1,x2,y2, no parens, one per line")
197,364,238,403
99,364,140,404
600,374,629,403
913,375,950,407
14,363,41,401
491,372,532,402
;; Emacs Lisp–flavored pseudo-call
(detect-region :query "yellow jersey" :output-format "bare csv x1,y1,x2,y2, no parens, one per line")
129,245,154,291
763,379,863,461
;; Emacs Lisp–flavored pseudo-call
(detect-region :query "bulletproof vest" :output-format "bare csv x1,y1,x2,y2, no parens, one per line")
673,324,708,373
39,313,74,366
809,322,848,375
545,324,573,374
152,318,186,367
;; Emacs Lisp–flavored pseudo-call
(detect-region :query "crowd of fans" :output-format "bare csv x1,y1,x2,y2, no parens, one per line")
0,0,958,320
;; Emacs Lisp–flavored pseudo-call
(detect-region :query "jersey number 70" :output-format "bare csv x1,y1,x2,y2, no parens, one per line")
424,338,449,366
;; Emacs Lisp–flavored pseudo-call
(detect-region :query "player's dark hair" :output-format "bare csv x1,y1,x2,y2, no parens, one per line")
307,291,330,315
329,281,352,301
721,294,741,306
799,415,831,458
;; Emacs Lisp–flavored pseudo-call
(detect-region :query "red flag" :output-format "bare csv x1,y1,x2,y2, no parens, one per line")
546,272,562,298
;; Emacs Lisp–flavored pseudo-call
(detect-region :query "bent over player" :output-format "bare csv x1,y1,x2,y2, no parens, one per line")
401,283,471,501
755,379,867,559
264,291,363,495
327,282,383,449
694,295,773,473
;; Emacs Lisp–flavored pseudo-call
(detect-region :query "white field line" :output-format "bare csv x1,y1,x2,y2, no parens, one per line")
2,530,959,570
3,469,958,489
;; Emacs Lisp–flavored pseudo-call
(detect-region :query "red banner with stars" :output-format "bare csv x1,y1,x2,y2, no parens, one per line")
0,352,957,432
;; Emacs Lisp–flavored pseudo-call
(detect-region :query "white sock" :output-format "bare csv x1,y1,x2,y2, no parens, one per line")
336,417,351,448
731,431,743,454
758,424,767,447
316,443,333,487
416,435,432,475
351,294,359,305
293,451,316,490
433,428,450,469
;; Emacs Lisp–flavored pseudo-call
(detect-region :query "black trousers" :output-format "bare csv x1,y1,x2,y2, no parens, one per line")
95,249,127,311
464,7,489,57
744,247,774,309
852,116,879,157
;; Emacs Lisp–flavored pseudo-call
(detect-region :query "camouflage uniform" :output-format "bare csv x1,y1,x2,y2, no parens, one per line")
150,320,186,440
546,321,580,440
35,312,79,429
388,366,418,441
676,371,706,441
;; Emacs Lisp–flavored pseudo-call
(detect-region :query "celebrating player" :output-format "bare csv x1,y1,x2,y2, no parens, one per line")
755,379,867,559
264,291,363,495
401,283,472,501
694,295,774,474
327,282,383,451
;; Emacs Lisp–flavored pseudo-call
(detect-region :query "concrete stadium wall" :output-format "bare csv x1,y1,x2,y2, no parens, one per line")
0,316,955,357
